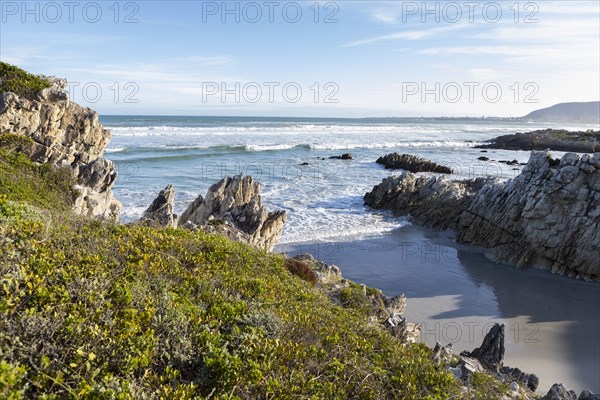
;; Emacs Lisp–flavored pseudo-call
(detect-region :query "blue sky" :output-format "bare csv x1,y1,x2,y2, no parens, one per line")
1,0,599,117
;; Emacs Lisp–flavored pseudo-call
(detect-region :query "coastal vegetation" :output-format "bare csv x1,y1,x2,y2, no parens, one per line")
4,63,589,399
0,134,514,399
0,62,51,98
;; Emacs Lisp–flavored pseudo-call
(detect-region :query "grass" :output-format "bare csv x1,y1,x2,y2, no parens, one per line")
0,148,513,399
0,62,51,98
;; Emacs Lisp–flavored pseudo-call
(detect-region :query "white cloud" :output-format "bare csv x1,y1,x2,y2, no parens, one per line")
342,24,468,47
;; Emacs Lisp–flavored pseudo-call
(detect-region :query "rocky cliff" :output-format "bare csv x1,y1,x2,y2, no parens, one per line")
0,75,120,220
365,151,600,280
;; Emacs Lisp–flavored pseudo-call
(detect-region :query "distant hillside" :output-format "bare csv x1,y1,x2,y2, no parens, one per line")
522,102,600,124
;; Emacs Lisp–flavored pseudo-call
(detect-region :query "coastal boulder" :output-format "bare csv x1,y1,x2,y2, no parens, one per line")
376,153,452,174
140,185,178,228
0,74,121,220
179,175,286,251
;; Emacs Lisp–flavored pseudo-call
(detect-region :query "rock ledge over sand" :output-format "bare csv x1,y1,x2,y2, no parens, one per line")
365,151,600,280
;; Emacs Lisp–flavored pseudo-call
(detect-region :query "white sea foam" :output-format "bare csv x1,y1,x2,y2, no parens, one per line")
108,118,570,244
105,147,127,153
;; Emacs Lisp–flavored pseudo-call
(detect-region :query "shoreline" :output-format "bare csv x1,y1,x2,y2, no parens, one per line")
276,224,600,394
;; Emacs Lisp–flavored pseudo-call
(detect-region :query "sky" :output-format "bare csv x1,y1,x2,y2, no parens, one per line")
1,0,599,117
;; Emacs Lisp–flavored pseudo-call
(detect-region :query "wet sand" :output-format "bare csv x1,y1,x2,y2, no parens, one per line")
278,225,600,394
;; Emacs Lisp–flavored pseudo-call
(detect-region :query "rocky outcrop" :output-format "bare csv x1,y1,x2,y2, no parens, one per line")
476,129,600,153
376,153,452,174
292,254,420,343
140,185,178,228
458,152,600,279
541,384,600,400
460,323,505,372
179,175,286,251
0,76,120,220
364,173,496,230
432,324,540,398
365,151,600,280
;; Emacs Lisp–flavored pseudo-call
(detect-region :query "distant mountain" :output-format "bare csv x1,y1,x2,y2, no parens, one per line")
522,102,600,124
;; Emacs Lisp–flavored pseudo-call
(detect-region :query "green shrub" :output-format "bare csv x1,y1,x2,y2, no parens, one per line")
0,361,28,400
0,148,512,399
466,371,511,399
0,134,35,154
0,62,51,97
0,148,77,212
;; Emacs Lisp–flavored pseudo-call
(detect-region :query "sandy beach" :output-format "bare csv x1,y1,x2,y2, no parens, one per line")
279,225,600,394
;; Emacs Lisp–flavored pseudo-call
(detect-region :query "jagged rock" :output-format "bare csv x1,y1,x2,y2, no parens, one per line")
364,173,496,230
432,342,453,366
500,366,539,392
376,153,452,174
542,384,578,400
458,151,600,279
384,314,408,339
382,293,406,317
578,390,600,400
461,323,505,372
140,185,178,228
365,151,600,279
456,356,486,378
329,153,353,160
0,75,120,220
179,175,286,251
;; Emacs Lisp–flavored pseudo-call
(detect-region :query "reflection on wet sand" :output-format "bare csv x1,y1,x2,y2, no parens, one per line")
280,224,600,393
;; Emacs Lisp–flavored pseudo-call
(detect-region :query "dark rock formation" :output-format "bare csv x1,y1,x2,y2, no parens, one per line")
437,324,540,394
500,366,539,392
376,153,452,174
460,323,505,372
179,175,286,251
542,384,578,400
578,390,600,400
0,76,120,220
478,156,490,161
140,185,178,228
541,385,600,400
476,129,600,153
329,153,353,160
365,151,600,280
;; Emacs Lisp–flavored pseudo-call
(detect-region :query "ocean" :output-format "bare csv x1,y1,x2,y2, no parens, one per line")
101,115,600,393
101,115,594,244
